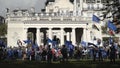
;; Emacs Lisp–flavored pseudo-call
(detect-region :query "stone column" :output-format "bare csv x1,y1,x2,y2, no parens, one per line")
23,28,28,40
79,0,83,16
82,28,87,41
48,28,52,40
98,27,103,47
66,32,70,41
48,28,52,45
73,0,77,16
71,28,76,46
60,28,64,46
80,0,83,8
23,28,28,46
36,28,40,46
70,32,72,41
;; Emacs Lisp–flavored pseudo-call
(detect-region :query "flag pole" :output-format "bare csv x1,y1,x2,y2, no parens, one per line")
86,23,88,47
92,9,94,43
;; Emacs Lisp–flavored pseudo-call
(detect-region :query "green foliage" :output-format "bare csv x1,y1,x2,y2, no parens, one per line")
102,26,107,34
0,23,7,36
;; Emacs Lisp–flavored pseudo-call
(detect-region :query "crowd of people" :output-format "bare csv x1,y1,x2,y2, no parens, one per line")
0,40,120,63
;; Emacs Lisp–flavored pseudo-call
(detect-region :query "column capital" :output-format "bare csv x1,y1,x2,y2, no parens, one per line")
47,26,52,29
61,28,64,45
71,27,76,46
83,27,88,30
24,28,28,32
72,27,76,29
49,27,52,29
24,28,28,29
36,28,40,46
48,27,52,41
60,27,64,29
36,28,41,29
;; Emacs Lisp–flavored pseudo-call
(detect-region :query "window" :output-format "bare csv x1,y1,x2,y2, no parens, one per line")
49,9,53,12
76,0,80,3
91,0,96,3
86,0,95,3
88,4,91,10
101,0,107,3
77,4,80,7
91,4,94,9
86,0,91,3
55,6,59,8
97,4,99,9
96,0,101,3
83,0,86,2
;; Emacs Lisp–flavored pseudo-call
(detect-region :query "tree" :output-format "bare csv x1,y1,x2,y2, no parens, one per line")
0,23,7,37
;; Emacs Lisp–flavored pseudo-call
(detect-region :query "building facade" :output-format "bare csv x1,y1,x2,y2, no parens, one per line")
6,0,120,47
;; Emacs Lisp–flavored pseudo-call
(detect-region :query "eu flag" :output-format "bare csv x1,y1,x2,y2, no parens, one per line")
92,15,100,23
109,37,113,44
65,41,74,50
23,40,32,44
81,41,87,47
108,20,117,31
47,38,53,43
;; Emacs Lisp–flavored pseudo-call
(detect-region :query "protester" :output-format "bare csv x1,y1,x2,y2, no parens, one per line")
61,45,68,62
74,47,82,61
0,38,120,64
109,43,116,63
98,47,103,61
0,47,3,60
47,45,52,63
92,47,97,61
82,47,88,60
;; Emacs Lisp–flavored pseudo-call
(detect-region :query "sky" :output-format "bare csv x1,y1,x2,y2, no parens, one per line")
0,0,46,17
